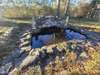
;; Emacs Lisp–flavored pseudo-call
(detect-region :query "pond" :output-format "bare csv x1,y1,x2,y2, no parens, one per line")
31,29,86,48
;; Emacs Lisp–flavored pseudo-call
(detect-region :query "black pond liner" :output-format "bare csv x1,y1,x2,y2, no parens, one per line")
31,29,86,48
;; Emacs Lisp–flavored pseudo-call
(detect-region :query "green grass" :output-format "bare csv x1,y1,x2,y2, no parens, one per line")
70,18,100,25
4,18,32,24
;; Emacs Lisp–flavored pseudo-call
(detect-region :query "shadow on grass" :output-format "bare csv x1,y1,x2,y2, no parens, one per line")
0,20,32,60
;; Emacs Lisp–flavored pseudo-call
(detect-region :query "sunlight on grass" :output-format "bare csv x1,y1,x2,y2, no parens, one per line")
4,18,32,24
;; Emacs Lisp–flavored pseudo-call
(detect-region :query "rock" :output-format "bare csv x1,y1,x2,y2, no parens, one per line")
87,41,93,46
14,52,28,67
0,62,12,75
88,47,95,52
17,50,39,70
8,68,19,75
1,48,23,66
11,49,22,58
75,45,85,56
46,46,53,53
19,41,30,47
90,41,98,46
35,16,65,29
56,42,67,52
20,46,31,52
67,42,77,51
80,52,89,60
21,32,30,38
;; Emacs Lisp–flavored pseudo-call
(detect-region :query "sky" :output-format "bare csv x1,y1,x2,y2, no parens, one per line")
70,0,93,5
71,0,80,5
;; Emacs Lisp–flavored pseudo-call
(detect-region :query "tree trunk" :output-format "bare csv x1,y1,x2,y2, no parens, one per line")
64,0,70,19
88,1,97,19
57,0,61,17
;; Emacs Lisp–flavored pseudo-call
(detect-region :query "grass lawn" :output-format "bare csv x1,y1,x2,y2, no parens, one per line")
4,18,32,24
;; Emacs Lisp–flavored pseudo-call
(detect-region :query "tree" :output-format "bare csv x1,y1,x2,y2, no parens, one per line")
64,0,70,19
57,0,61,17
88,0,97,18
70,0,94,18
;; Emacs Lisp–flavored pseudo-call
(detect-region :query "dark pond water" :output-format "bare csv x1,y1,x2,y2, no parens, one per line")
31,34,53,48
31,29,86,48
65,29,86,40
